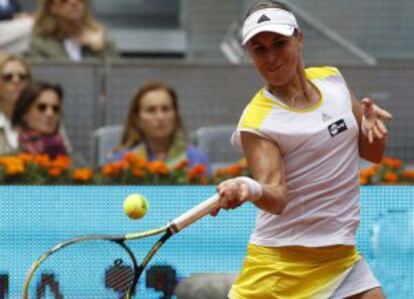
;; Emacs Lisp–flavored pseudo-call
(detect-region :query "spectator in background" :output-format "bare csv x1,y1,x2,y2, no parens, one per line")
12,81,69,158
0,54,31,154
109,81,209,170
0,0,34,54
27,0,118,62
0,0,22,20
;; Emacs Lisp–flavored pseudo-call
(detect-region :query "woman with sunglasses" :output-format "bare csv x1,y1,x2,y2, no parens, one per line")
0,54,31,154
210,1,392,298
27,0,118,62
12,81,69,158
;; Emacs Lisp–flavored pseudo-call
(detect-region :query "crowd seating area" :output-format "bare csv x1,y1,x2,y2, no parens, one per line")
27,61,414,168
0,0,412,170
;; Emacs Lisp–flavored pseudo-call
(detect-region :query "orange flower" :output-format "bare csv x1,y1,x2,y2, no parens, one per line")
199,176,209,185
403,170,414,180
120,160,130,170
123,152,147,168
132,167,143,177
214,163,243,178
147,161,169,175
123,152,138,163
8,163,25,175
383,171,399,183
51,155,71,170
214,168,225,177
382,157,402,169
102,164,118,177
186,172,195,181
187,164,207,181
102,164,113,176
359,176,368,185
33,154,52,169
102,161,130,177
190,164,207,176
73,168,93,182
18,153,34,163
48,167,63,177
174,160,188,171
226,164,243,176
393,160,402,169
7,165,24,175
360,166,378,178
0,157,25,175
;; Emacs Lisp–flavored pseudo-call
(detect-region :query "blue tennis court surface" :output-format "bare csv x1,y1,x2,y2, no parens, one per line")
0,186,413,298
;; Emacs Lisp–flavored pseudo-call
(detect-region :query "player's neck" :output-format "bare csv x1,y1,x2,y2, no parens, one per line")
268,72,319,109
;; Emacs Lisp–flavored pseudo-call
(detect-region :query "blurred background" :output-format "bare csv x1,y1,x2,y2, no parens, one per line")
8,0,414,168
1,1,414,298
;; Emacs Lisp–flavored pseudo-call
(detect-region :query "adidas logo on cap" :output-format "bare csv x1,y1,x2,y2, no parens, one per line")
257,14,271,23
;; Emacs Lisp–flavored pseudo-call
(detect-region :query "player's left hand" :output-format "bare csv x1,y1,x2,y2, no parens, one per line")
361,98,392,143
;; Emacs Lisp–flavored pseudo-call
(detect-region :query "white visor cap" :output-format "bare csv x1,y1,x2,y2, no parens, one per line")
242,8,298,45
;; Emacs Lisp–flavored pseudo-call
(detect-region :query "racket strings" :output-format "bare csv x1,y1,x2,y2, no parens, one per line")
105,259,135,293
26,240,137,298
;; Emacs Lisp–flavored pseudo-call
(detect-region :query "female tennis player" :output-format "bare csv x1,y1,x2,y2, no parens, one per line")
212,1,392,298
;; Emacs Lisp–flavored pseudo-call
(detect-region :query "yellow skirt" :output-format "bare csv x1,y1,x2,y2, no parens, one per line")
229,243,361,299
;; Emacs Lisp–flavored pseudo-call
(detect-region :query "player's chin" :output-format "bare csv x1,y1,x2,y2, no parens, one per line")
266,75,290,88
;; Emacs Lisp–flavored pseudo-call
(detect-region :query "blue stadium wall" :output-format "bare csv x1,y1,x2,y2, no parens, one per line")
1,186,413,298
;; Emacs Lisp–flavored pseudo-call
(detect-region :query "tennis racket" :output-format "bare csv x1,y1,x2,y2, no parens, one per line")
23,193,220,299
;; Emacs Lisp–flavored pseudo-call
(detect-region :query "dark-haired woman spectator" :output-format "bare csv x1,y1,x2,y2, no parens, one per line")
12,81,69,158
109,81,209,171
27,0,118,61
0,54,31,154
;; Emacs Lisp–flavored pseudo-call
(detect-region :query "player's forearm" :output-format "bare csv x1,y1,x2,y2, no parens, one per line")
254,184,288,215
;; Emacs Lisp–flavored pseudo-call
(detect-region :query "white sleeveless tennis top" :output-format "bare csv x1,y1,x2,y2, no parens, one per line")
232,66,360,247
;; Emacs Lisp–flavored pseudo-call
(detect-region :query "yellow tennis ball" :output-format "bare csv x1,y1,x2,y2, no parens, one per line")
123,194,149,220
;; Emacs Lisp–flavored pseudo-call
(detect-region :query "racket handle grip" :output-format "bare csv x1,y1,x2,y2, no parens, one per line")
171,194,219,232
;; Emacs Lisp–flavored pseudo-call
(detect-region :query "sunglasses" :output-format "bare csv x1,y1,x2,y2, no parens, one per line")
36,103,61,114
1,72,29,82
56,0,84,4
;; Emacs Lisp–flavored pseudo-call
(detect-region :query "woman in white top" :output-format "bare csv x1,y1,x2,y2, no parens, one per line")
0,54,31,154
212,1,392,298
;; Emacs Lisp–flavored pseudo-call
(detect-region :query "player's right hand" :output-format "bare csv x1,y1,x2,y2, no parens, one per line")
210,178,250,216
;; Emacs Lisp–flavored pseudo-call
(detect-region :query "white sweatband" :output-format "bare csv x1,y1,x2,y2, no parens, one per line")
236,176,263,202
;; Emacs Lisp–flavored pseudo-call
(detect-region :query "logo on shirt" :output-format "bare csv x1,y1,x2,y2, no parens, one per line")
257,14,271,23
322,113,333,122
328,119,348,137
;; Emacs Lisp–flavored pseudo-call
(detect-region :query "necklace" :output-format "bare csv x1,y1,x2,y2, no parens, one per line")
286,91,301,107
270,88,301,107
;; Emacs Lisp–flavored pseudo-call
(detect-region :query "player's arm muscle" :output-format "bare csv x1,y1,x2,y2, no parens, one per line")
241,131,288,214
